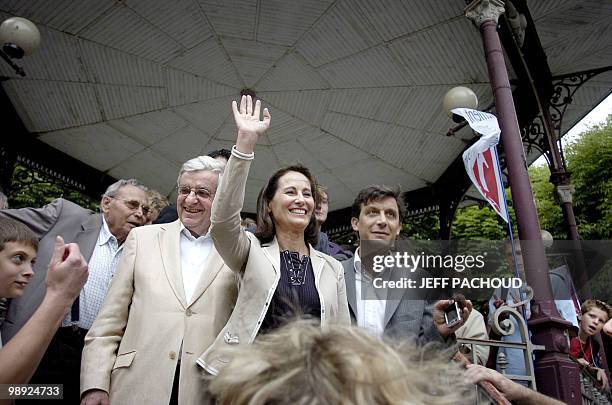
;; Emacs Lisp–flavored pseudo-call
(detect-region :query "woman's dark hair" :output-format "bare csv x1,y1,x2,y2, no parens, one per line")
255,165,320,247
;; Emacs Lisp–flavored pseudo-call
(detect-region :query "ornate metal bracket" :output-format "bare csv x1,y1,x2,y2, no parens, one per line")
520,115,550,164
549,66,612,138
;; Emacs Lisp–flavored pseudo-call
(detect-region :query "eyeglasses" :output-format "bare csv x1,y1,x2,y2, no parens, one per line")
177,185,214,200
109,197,151,216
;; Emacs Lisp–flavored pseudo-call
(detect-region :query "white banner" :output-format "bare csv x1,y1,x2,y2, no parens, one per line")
453,108,509,223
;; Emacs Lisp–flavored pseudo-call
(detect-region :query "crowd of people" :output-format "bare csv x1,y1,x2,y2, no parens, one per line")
0,96,610,404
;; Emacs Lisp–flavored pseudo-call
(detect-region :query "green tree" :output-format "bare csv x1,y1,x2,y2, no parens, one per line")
528,165,565,238
7,164,99,211
451,204,508,240
565,116,612,240
402,211,439,239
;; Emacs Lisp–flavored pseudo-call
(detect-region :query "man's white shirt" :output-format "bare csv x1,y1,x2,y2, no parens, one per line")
354,248,387,337
179,224,213,304
64,217,123,329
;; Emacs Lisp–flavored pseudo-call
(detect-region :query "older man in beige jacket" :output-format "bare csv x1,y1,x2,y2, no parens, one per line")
80,156,238,405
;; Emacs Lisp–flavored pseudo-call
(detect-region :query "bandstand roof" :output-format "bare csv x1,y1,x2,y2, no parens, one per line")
1,0,611,213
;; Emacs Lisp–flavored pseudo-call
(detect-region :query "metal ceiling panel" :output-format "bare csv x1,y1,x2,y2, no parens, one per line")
321,110,393,154
151,125,213,164
271,138,323,169
332,157,425,194
198,0,256,40
530,0,575,21
0,0,112,34
0,23,87,81
243,178,268,213
415,133,467,180
394,86,454,131
257,52,330,91
167,38,243,88
326,87,414,123
310,171,355,211
374,126,433,176
127,0,212,49
542,19,612,75
297,0,380,67
389,19,488,85
94,84,166,121
355,0,463,42
261,108,317,145
318,46,412,88
260,89,331,127
39,123,145,172
108,148,180,196
79,40,164,86
172,97,233,135
79,6,183,63
212,120,243,143
300,133,372,170
247,145,282,185
221,37,288,87
107,110,190,147
2,80,101,132
257,0,334,46
166,68,237,106
1,0,609,212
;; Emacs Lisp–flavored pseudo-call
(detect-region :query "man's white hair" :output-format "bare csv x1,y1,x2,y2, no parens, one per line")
103,179,148,198
177,155,225,184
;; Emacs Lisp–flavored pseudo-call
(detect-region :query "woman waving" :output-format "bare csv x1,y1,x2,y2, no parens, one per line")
197,95,350,375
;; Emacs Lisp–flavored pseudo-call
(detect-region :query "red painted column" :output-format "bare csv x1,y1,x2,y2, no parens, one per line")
465,1,581,402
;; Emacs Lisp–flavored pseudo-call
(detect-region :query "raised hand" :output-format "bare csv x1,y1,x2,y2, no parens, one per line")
232,95,271,154
46,235,89,303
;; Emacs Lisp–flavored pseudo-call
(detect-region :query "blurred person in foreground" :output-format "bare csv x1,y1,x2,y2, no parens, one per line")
197,95,350,375
208,320,471,405
0,217,88,390
465,364,564,405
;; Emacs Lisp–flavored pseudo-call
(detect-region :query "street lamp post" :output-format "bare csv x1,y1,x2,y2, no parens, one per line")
464,0,580,402
0,16,41,77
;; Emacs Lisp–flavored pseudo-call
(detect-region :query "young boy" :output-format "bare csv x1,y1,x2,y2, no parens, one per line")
0,217,88,386
570,299,612,390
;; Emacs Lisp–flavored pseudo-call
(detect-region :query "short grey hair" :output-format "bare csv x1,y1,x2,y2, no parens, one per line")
0,191,8,209
177,155,225,184
103,179,148,198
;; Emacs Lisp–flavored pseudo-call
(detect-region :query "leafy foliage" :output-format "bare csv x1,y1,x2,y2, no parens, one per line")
7,164,99,211
565,116,612,240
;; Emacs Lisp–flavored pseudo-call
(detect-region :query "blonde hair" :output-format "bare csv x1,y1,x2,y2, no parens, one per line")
208,320,471,405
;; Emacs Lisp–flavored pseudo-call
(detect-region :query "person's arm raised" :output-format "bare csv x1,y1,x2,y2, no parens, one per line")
233,95,271,154
209,95,271,273
0,237,88,386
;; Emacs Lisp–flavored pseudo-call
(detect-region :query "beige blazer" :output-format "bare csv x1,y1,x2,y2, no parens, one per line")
80,220,238,404
196,155,351,375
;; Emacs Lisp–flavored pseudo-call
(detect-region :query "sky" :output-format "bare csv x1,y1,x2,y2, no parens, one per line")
532,92,612,166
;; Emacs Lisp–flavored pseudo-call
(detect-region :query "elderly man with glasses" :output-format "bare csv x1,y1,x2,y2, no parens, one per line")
80,156,239,405
0,178,149,403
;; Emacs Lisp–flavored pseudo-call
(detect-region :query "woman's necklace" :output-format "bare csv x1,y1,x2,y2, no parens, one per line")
281,250,310,286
